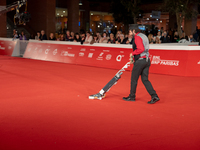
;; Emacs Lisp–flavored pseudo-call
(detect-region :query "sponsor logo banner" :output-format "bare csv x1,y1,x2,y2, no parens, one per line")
23,43,200,76
151,56,179,66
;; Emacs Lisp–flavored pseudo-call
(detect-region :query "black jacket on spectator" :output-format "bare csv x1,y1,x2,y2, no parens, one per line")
117,38,127,44
172,35,179,43
49,37,56,41
40,34,47,41
74,37,81,42
160,36,170,43
65,35,71,41
80,37,85,45
108,39,115,44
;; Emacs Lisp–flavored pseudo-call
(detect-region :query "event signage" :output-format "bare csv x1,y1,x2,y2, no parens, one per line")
23,42,131,70
23,41,200,76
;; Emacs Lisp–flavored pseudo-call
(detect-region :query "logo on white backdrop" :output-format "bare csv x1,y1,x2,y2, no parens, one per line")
79,52,84,57
80,48,86,51
151,56,179,66
106,54,112,60
28,48,31,52
96,52,104,60
88,53,93,58
45,49,50,54
198,61,200,65
116,55,124,62
61,51,75,57
53,49,57,55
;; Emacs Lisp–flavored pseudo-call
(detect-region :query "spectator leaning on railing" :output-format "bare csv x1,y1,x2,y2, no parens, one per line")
148,34,154,44
13,29,19,39
172,31,179,43
116,34,127,44
57,34,65,41
70,32,75,41
80,33,86,44
84,32,93,44
39,30,47,41
155,36,161,44
96,31,102,43
19,31,26,40
35,31,40,40
188,35,196,42
74,33,81,42
90,35,99,44
49,33,56,41
156,31,161,40
100,32,109,43
65,30,72,41
160,31,170,43
107,33,115,44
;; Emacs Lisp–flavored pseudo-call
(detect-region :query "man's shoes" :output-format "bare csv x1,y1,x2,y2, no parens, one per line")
147,97,160,104
123,96,135,101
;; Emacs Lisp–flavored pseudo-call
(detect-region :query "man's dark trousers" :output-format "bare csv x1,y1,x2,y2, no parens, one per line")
129,58,158,99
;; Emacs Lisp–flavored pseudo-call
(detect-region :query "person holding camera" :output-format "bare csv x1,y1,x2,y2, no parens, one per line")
160,31,170,43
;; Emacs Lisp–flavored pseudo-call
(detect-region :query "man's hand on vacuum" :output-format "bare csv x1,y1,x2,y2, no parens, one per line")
130,53,134,64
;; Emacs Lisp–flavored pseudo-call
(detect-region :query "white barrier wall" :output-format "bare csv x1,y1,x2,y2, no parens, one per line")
1,37,200,76
24,40,200,76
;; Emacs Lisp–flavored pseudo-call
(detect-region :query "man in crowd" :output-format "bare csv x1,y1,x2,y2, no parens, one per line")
39,30,47,41
160,31,170,43
12,29,19,39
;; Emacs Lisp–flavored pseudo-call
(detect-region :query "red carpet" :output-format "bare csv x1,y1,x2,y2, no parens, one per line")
0,55,200,150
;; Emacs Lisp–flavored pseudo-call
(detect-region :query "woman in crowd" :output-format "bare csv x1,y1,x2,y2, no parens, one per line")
19,31,26,40
100,32,108,43
49,33,56,40
65,30,72,41
107,33,115,44
74,33,81,42
115,31,121,42
155,36,161,44
35,31,40,40
156,31,161,40
148,34,155,44
70,32,75,41
84,31,93,44
90,35,99,44
96,32,101,43
172,31,179,43
57,34,65,41
116,34,126,44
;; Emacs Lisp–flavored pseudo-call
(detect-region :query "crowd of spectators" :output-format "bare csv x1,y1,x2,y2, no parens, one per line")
13,26,200,45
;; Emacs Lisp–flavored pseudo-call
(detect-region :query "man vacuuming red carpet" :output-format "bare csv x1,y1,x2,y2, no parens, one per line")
123,25,160,104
